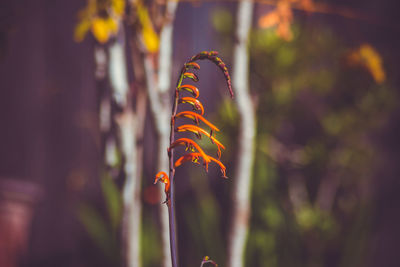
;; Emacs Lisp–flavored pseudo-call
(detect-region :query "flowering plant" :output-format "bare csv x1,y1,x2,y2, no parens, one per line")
154,51,233,267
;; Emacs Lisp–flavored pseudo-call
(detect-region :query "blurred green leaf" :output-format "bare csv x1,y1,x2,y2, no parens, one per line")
78,203,116,259
212,8,233,34
262,205,284,229
141,215,162,267
101,174,122,232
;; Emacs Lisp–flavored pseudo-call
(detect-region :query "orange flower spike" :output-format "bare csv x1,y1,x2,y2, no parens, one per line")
169,138,211,166
175,111,220,132
173,152,228,179
176,125,225,158
178,97,204,115
177,84,199,98
154,171,170,197
174,153,202,168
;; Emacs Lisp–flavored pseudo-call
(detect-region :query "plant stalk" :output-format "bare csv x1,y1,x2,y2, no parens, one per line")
167,67,185,267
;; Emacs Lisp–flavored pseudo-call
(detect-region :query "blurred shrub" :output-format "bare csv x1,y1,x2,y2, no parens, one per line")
211,7,395,267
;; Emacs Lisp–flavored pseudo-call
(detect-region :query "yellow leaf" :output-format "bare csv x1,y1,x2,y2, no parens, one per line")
74,19,91,42
136,3,159,52
106,17,119,35
112,0,125,16
91,17,111,43
348,44,386,84
91,16,120,44
142,25,159,52
359,44,386,83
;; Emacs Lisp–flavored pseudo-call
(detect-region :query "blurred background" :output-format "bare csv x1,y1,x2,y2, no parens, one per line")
0,0,400,267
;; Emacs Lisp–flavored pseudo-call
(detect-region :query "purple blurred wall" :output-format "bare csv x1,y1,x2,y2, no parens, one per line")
0,1,100,266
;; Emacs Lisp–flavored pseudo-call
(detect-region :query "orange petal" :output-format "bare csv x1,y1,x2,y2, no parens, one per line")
178,84,199,98
175,111,220,132
208,156,228,178
178,97,204,115
185,62,200,70
174,153,202,167
154,171,170,193
258,11,279,28
173,152,228,178
169,138,211,166
175,124,225,155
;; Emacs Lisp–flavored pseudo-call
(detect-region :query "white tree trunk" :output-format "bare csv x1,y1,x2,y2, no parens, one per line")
109,26,143,267
227,1,256,267
142,2,178,266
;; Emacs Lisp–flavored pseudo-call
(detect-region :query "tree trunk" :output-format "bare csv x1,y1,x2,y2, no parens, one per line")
109,25,145,267
227,1,256,267
141,1,178,266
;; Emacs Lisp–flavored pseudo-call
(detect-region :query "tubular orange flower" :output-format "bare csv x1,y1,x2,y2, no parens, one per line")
208,155,228,178
177,84,199,98
168,138,211,167
174,152,227,178
183,72,199,82
184,62,200,70
178,97,204,115
175,111,220,132
176,124,225,158
154,171,170,197
174,152,201,167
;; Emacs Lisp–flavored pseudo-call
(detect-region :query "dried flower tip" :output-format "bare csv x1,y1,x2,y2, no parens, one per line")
189,51,219,62
186,51,234,98
178,97,204,115
208,156,228,178
175,111,220,132
178,84,200,98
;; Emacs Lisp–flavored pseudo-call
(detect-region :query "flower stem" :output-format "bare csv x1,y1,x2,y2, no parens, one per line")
168,178,178,267
167,69,185,267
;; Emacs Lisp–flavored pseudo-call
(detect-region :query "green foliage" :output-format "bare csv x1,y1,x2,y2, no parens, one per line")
78,203,120,262
181,171,225,265
78,174,122,265
101,173,123,232
211,8,233,34
141,214,163,267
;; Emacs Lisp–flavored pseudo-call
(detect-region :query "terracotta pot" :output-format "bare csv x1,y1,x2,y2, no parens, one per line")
0,178,42,267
